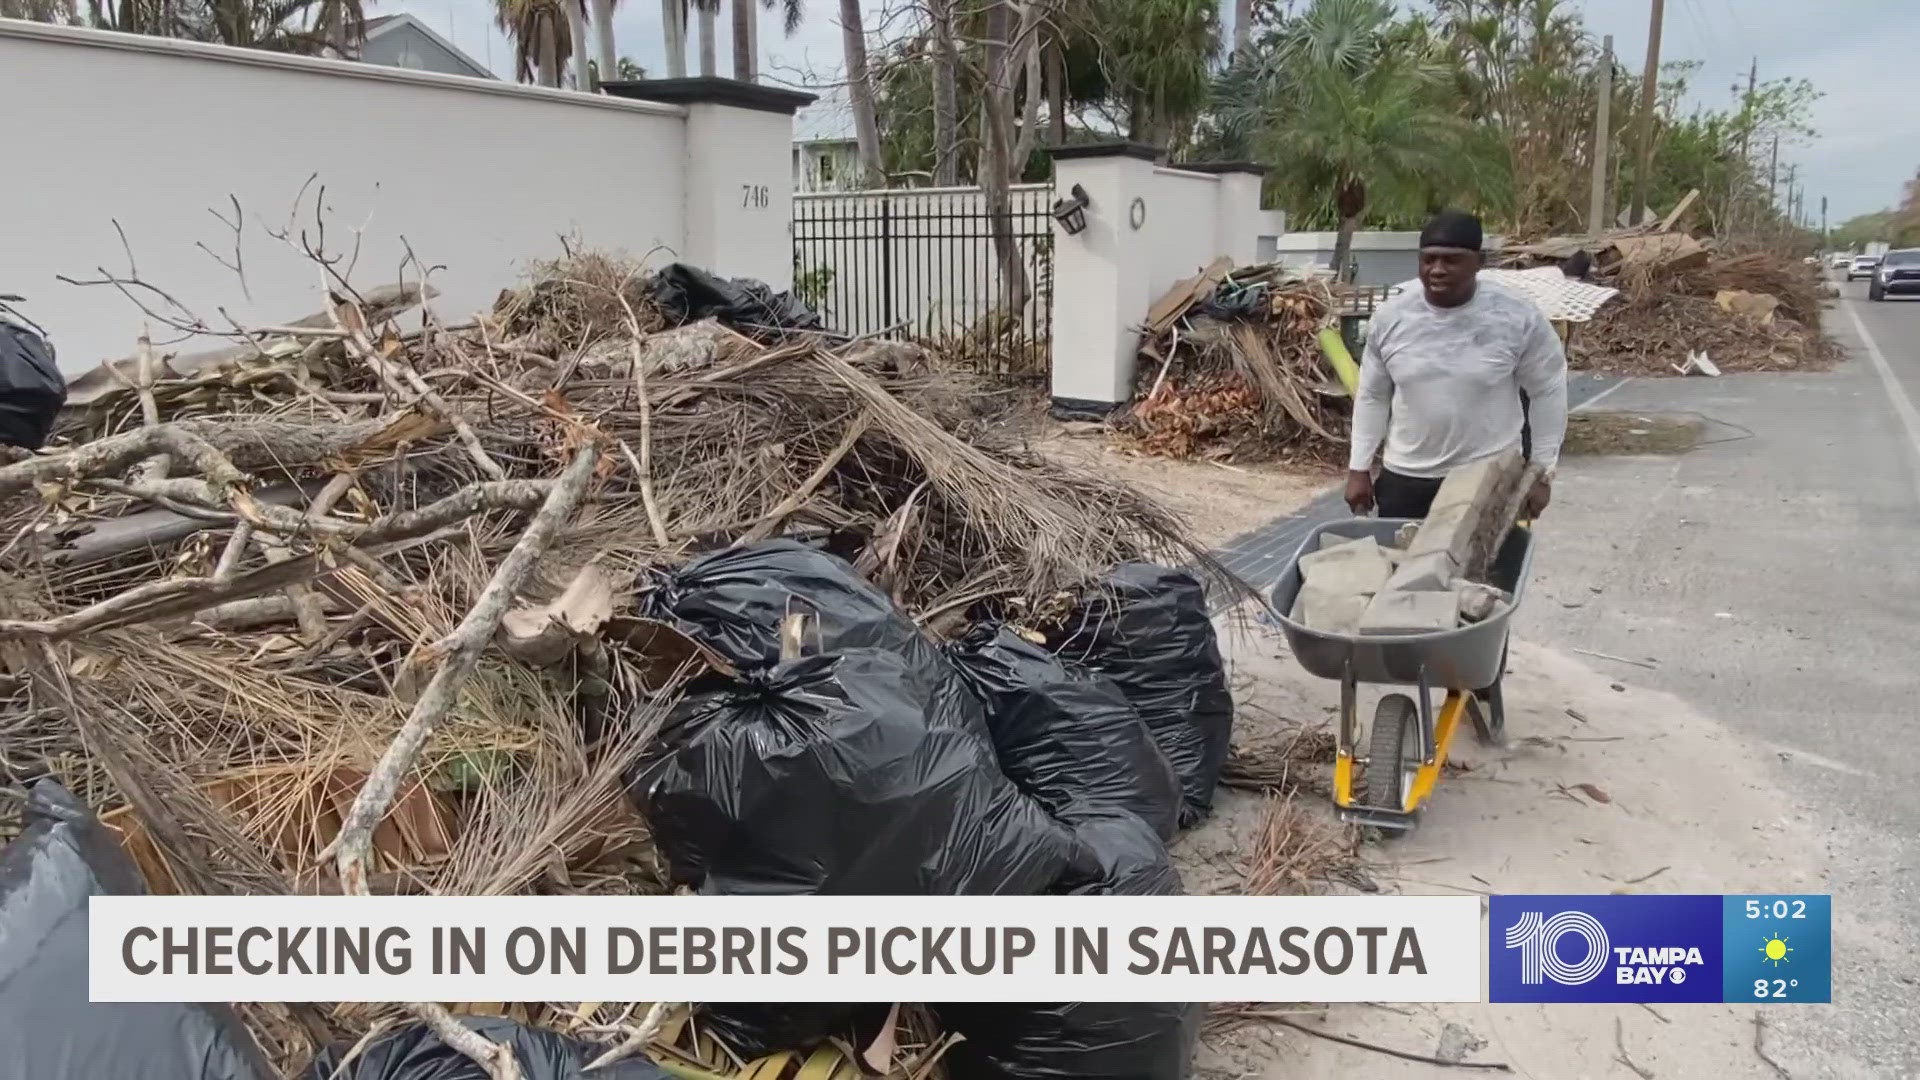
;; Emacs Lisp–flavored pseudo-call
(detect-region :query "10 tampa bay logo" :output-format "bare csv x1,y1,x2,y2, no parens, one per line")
1489,895,1724,1003
1505,910,1704,986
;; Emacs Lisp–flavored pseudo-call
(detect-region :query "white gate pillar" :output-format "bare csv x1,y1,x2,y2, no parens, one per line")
1047,143,1162,412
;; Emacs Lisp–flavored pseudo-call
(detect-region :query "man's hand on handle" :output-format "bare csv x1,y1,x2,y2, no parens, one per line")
1523,477,1551,519
1344,470,1374,515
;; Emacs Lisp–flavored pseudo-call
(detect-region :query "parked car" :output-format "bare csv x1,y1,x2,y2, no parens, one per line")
1830,253,1851,269
1848,254,1880,281
1868,249,1920,301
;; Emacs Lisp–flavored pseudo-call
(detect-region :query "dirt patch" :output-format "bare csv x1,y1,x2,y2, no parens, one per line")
1028,421,1334,548
1184,609,1849,1079
1564,410,1703,456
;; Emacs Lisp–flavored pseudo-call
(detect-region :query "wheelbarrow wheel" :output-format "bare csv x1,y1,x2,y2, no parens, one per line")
1359,694,1419,813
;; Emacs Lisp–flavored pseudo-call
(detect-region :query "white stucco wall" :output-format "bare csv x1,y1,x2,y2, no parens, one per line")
682,102,798,291
0,21,789,372
1146,168,1224,300
1050,155,1278,405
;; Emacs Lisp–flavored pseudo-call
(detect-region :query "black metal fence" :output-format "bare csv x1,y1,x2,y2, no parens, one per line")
792,185,1054,377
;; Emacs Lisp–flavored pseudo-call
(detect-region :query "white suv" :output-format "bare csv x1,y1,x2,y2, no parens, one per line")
1848,255,1880,281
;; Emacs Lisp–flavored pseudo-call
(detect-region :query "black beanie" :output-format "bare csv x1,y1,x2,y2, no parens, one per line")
1419,210,1483,252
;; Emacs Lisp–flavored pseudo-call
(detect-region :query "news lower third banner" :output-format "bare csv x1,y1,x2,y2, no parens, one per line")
90,895,1483,1003
89,894,1831,1004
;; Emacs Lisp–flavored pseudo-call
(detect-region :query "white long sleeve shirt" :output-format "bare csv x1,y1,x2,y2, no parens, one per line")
1347,279,1569,479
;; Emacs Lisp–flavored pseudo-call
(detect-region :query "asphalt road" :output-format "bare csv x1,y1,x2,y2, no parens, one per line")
1517,277,1920,1076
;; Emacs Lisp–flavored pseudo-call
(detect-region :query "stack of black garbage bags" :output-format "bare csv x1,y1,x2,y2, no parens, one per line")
0,539,1230,1080
631,541,1234,1079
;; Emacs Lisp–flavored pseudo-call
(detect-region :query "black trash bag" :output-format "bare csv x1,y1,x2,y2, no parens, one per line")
303,1015,671,1079
649,263,822,333
695,1002,895,1062
1048,564,1233,828
938,811,1201,1080
1054,808,1184,897
638,540,940,674
0,311,66,450
632,647,1081,896
948,624,1181,841
0,780,274,1080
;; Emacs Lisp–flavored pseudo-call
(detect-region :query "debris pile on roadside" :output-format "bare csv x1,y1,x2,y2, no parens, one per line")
0,249,1243,1079
1123,260,1349,463
1501,220,1839,375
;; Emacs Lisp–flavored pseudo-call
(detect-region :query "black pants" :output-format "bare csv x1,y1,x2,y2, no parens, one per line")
1375,468,1445,519
1378,390,1535,518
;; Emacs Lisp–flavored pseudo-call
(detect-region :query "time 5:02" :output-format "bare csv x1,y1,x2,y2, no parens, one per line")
1746,899,1807,919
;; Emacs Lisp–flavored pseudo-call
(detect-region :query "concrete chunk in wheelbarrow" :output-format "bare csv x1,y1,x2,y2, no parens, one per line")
1298,536,1395,595
1404,448,1525,567
1358,589,1461,635
1385,549,1458,592
1291,585,1372,636
1293,537,1396,634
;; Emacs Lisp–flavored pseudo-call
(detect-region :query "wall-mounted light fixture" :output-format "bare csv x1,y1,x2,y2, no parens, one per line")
1051,184,1091,235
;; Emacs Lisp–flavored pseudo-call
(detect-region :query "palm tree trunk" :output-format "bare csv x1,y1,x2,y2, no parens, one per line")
565,0,589,88
1046,38,1066,146
696,3,716,74
839,0,883,186
1333,214,1360,284
1232,0,1251,54
662,0,686,77
730,0,752,79
931,0,959,186
590,0,615,81
538,18,560,87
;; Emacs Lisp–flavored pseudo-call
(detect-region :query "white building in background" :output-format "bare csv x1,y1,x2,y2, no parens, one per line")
791,88,861,192
357,14,493,80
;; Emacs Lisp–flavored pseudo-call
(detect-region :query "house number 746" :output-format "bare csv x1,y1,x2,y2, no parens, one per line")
741,185,769,209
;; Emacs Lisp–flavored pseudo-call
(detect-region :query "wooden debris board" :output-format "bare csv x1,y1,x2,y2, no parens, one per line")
1141,256,1233,337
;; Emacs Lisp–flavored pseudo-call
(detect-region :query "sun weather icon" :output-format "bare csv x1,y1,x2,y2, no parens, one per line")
1760,934,1793,968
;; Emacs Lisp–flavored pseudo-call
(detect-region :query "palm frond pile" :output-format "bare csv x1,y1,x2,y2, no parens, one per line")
0,250,1228,1076
1124,264,1350,465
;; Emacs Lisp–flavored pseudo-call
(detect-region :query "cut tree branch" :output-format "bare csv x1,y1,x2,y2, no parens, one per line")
329,442,600,1078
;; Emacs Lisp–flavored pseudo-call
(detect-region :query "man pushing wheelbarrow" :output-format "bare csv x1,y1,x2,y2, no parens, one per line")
1273,211,1569,831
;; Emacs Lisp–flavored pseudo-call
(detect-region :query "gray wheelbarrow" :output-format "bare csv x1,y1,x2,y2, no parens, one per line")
1269,517,1536,831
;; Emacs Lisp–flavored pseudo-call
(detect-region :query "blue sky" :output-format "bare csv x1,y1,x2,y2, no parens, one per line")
389,0,1915,224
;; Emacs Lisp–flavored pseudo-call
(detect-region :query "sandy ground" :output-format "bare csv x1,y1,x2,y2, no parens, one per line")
1174,611,1851,1080
1027,424,1333,548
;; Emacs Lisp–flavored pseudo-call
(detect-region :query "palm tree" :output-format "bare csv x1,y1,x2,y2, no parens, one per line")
1,0,76,22
729,0,800,80
1220,0,1471,277
696,0,716,74
1100,0,1220,152
494,0,576,87
589,0,616,81
658,0,685,76
83,0,372,54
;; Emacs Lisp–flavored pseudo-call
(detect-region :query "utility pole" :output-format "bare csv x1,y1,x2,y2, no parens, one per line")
1822,195,1829,243
1734,56,1756,235
1589,35,1615,233
1628,0,1666,225
1740,57,1757,156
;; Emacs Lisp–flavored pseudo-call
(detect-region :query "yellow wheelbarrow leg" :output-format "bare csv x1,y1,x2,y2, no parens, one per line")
1402,691,1470,813
1333,752,1356,809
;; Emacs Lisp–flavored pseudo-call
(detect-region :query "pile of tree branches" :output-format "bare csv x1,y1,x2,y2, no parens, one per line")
0,239,1229,1076
1123,265,1348,464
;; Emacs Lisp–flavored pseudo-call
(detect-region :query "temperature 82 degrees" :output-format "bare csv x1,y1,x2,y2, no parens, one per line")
1722,895,1831,1003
